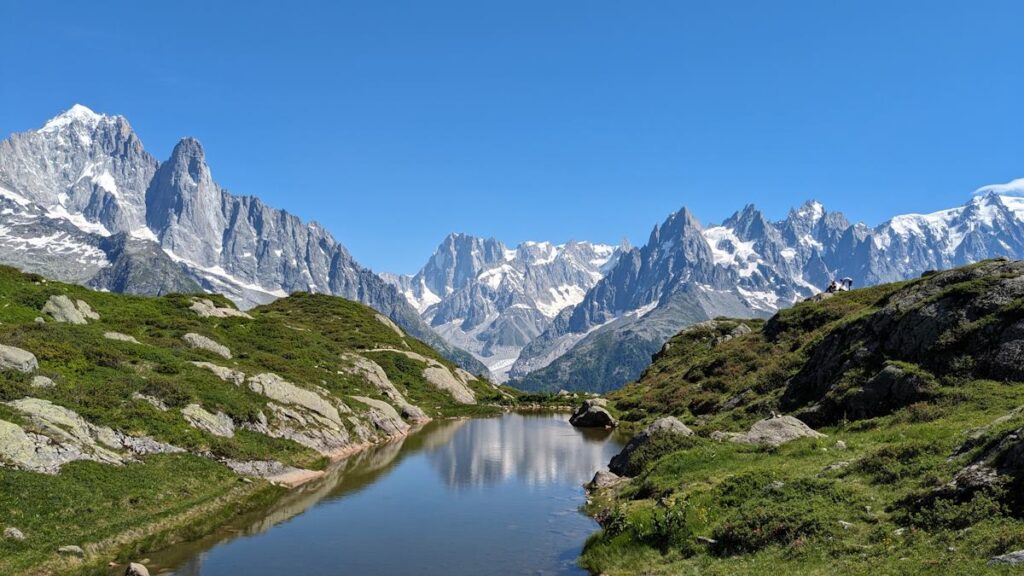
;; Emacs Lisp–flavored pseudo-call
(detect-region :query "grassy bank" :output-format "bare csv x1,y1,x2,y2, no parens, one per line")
582,260,1024,574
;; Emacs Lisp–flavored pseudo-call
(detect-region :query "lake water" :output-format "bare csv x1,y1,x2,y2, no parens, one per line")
139,413,625,576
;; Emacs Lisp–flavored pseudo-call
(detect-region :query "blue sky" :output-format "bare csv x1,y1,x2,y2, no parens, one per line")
2,1,1023,274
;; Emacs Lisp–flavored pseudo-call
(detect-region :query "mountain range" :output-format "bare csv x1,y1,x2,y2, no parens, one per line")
0,105,485,374
4,105,1024,393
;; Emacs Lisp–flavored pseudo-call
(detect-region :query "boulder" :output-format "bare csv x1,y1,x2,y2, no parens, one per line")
30,375,54,388
422,365,477,404
990,550,1024,566
182,333,232,359
569,399,617,428
57,545,85,557
42,295,95,324
125,563,151,576
103,332,140,344
190,298,252,319
587,470,623,490
736,415,825,446
4,527,24,541
609,417,693,476
0,345,37,373
182,404,235,438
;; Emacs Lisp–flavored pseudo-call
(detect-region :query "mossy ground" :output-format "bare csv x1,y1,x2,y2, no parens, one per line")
584,263,1024,575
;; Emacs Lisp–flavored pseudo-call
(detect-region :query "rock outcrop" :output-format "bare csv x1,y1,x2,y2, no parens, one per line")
103,331,140,344
609,417,693,475
190,298,252,319
340,354,428,422
182,333,232,359
191,361,245,385
181,404,235,438
351,395,410,436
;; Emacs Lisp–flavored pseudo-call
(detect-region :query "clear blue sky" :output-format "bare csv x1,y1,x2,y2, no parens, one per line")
2,1,1023,274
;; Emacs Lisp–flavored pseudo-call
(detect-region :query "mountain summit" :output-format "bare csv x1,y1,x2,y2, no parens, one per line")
0,106,486,374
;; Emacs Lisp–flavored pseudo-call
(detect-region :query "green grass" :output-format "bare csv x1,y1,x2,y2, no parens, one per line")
0,265,523,574
583,261,1024,575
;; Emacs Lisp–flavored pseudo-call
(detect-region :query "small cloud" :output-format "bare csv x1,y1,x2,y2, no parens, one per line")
974,177,1024,196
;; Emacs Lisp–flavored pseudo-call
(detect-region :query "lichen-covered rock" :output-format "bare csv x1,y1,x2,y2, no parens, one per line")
247,401,351,455
369,348,477,404
0,345,37,373
351,395,410,436
569,399,617,428
374,313,404,337
103,332,140,344
340,354,428,422
841,364,931,419
58,545,85,557
735,415,825,446
191,361,245,385
422,365,477,405
989,550,1024,565
183,333,232,359
30,375,54,388
182,404,235,438
4,527,25,541
190,298,252,319
41,295,96,324
247,373,341,424
6,398,124,463
609,417,693,475
132,392,168,411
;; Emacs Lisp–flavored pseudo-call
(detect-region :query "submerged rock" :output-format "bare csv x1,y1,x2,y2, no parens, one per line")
569,399,616,428
0,345,37,373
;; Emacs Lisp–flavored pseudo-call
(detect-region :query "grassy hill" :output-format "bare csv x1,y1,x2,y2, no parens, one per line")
582,259,1024,575
0,265,508,575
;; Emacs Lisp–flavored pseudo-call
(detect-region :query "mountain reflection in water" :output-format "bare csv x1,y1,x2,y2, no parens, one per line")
138,413,625,576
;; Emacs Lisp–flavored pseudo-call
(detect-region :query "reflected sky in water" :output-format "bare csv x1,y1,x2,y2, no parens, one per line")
142,413,624,576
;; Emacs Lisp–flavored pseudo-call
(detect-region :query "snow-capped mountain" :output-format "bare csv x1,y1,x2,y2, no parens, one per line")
0,105,486,374
385,234,618,380
510,190,1024,392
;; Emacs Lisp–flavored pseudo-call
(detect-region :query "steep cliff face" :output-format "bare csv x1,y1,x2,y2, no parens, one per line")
386,234,618,380
0,105,486,374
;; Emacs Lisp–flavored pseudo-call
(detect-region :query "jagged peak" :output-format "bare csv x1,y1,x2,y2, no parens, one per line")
39,104,110,133
170,137,205,159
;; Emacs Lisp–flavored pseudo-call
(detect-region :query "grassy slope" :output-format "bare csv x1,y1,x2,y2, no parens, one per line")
583,261,1024,575
0,265,507,574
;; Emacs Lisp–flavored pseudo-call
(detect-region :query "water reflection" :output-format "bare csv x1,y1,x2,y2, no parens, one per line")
139,413,623,576
427,413,620,489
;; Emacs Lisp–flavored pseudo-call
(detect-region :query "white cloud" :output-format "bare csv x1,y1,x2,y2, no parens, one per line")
974,177,1024,196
